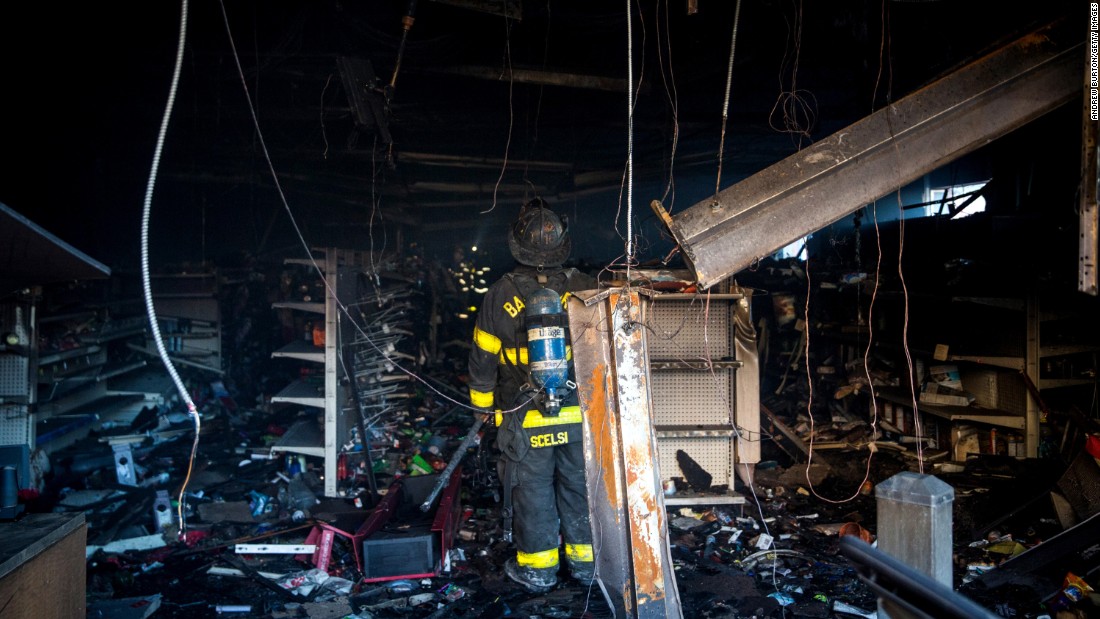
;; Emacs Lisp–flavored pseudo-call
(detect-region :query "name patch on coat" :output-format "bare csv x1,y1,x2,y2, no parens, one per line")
530,431,569,448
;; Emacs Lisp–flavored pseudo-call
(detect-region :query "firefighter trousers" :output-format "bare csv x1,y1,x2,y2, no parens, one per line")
503,428,594,576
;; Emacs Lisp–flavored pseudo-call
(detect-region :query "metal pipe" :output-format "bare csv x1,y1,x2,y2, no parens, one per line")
419,414,486,512
389,0,419,90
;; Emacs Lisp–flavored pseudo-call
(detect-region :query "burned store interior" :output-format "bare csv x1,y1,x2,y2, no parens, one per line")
1,1,1099,618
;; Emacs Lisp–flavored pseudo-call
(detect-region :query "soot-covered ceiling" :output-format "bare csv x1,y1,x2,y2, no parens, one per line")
0,0,1076,270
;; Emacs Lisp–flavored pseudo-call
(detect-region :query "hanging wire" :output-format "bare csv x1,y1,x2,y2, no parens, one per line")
871,0,887,112
367,133,387,286
140,0,198,538
798,0,922,503
897,191,926,473
320,73,333,159
855,1,889,479
798,252,868,503
880,0,925,473
522,0,552,195
216,0,537,418
714,0,743,201
624,0,636,282
656,0,680,207
483,13,516,215
767,0,816,147
800,0,897,504
611,0,647,274
861,202,884,457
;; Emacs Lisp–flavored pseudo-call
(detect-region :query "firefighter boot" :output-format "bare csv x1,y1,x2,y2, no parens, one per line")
570,560,595,586
504,557,557,593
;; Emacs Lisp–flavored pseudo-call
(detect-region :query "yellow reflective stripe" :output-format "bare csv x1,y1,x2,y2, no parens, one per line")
499,345,571,365
499,346,528,365
561,291,573,309
469,389,494,408
565,543,593,563
473,327,501,355
496,405,581,428
520,405,581,428
517,548,559,569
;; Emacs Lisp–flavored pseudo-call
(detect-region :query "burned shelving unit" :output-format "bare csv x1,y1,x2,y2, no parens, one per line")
343,264,430,499
269,248,358,498
636,269,760,504
269,248,430,498
0,203,154,460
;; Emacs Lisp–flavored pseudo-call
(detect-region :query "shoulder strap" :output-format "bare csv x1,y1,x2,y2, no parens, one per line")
503,272,542,300
505,269,577,298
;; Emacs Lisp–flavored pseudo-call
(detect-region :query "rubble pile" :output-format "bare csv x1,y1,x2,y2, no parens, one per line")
38,396,1099,617
8,252,1100,618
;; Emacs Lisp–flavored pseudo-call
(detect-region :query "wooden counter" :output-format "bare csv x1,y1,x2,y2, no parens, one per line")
0,512,87,618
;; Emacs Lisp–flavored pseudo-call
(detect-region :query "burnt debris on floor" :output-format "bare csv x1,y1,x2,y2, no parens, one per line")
36,379,1100,619
4,247,1099,619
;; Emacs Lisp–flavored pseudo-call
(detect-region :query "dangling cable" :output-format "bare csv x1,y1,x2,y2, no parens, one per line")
522,0,552,194
140,0,197,538
657,0,680,207
897,190,925,473
768,0,816,148
878,0,924,472
714,0,743,201
625,0,636,283
320,74,333,160
861,201,883,459
802,247,878,505
217,0,539,419
871,0,886,112
483,13,516,215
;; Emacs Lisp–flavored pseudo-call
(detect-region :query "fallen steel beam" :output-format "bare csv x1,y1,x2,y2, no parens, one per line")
653,17,1084,289
569,288,683,619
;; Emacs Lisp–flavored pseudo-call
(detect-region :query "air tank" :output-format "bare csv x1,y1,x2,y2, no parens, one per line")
525,287,568,415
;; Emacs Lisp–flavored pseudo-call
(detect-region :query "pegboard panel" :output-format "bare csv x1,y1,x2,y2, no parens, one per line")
656,435,734,489
651,369,732,425
646,300,731,358
0,404,32,446
0,356,29,398
0,302,33,399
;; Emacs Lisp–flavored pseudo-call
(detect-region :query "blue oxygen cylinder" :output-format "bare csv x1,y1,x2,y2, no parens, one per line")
525,287,568,415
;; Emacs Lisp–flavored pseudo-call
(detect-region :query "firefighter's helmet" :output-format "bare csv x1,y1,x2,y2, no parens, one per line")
507,198,571,268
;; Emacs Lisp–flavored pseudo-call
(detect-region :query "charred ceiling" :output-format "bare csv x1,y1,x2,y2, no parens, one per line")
0,0,1079,267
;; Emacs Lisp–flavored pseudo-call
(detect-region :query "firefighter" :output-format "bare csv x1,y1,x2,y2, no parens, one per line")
467,198,597,592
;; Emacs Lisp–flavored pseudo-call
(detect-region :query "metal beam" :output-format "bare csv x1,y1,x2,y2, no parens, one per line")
429,0,521,20
653,17,1084,289
420,65,633,92
397,151,574,172
569,288,683,619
